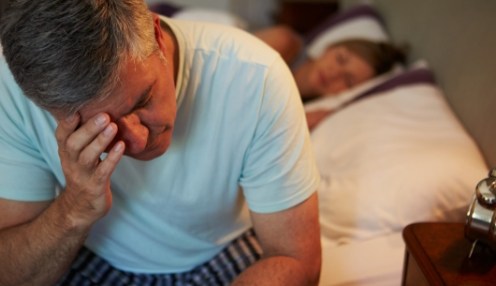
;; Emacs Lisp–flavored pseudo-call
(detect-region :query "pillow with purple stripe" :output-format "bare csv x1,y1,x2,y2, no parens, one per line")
304,62,435,112
344,65,436,107
305,4,390,59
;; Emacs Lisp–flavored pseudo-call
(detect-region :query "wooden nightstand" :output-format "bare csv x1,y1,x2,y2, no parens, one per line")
402,222,496,285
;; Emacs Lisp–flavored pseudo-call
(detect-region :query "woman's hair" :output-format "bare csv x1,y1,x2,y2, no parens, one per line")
336,39,407,75
0,0,158,114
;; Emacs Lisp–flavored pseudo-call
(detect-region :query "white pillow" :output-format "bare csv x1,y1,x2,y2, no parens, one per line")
307,17,388,59
305,4,389,59
312,80,488,244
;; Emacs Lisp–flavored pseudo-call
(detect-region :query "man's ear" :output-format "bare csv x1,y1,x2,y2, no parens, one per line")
152,13,167,52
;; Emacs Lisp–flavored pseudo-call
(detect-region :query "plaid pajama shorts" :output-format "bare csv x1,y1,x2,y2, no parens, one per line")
56,229,262,286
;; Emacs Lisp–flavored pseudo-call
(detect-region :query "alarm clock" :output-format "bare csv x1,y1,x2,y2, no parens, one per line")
465,168,496,256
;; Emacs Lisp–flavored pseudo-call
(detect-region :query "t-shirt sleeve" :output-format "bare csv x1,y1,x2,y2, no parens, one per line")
0,59,58,201
240,56,320,213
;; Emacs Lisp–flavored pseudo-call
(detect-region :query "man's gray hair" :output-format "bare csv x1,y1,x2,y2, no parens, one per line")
0,0,158,114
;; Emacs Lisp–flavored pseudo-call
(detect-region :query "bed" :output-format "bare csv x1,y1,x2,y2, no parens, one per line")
140,1,495,285
305,1,496,285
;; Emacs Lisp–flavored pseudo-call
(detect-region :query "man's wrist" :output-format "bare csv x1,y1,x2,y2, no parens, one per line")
51,192,95,235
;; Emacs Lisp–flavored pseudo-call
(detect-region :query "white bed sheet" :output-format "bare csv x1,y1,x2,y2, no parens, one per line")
310,76,486,286
319,232,405,286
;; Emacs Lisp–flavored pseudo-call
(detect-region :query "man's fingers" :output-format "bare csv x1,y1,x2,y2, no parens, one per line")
55,113,80,145
94,141,125,183
65,113,111,155
78,122,118,167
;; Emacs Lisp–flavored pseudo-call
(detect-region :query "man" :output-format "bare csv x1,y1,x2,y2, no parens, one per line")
0,0,321,285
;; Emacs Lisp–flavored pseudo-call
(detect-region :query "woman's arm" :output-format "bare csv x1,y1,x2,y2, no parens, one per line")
306,109,334,131
254,25,303,65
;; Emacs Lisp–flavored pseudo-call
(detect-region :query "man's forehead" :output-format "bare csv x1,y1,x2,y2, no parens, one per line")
79,82,152,123
79,96,125,122
53,52,159,121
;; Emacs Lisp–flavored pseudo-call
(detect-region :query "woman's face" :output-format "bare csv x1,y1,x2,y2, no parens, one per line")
308,45,375,95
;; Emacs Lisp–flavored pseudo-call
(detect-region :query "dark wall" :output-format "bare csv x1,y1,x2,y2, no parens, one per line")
0,0,8,22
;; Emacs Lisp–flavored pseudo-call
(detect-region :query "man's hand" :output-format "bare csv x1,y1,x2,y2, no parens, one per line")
55,113,125,229
0,112,125,286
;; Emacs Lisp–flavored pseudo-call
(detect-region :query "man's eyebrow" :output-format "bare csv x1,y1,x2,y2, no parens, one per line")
132,81,156,110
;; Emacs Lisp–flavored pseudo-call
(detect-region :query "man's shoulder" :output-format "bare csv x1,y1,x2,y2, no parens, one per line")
166,17,279,66
0,55,25,106
0,54,52,125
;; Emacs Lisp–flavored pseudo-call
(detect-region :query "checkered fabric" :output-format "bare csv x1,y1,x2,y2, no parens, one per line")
56,229,262,286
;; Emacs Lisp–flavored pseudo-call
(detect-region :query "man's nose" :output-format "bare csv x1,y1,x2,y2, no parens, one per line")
116,114,148,152
117,113,139,135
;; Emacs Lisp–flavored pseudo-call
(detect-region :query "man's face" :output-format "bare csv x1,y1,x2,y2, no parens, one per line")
77,51,177,161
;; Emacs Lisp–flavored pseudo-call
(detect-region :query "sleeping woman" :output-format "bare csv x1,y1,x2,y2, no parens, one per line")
254,25,406,130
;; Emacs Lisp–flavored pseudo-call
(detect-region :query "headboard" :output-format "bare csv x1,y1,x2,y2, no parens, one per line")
342,0,496,168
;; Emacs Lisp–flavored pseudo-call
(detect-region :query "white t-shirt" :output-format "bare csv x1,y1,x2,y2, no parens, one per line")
0,17,319,273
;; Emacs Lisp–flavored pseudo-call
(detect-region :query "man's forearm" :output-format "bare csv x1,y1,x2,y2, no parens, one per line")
0,195,90,286
232,255,320,286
